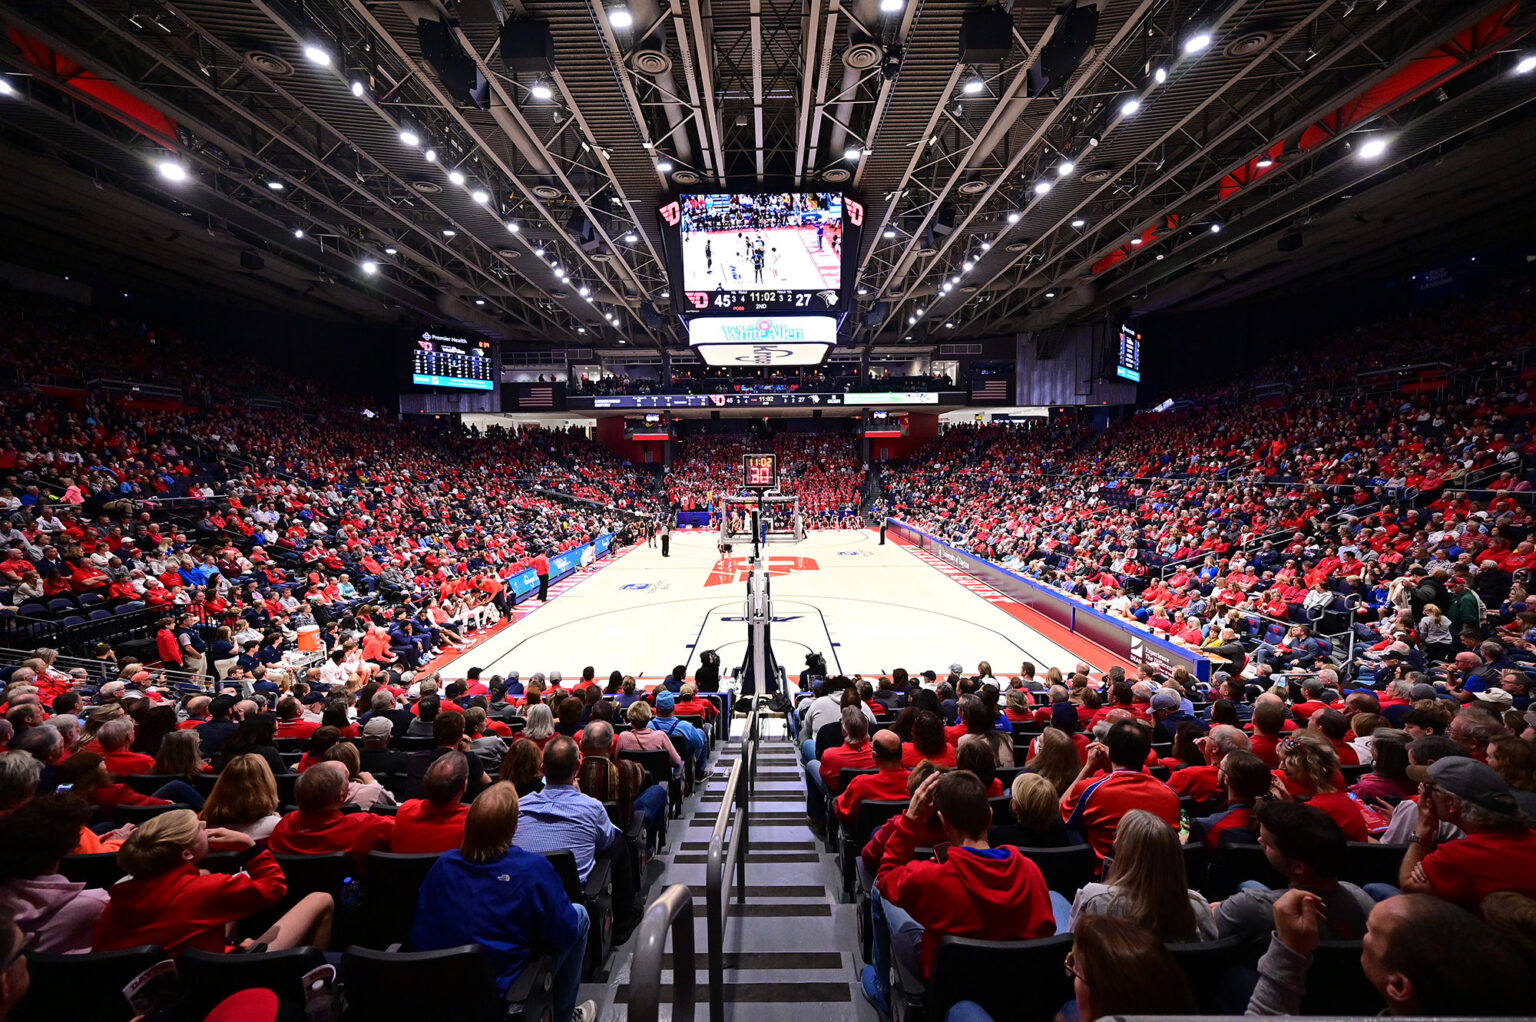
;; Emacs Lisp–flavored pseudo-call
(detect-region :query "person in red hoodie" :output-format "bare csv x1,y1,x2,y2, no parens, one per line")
863,770,1055,1018
93,809,333,955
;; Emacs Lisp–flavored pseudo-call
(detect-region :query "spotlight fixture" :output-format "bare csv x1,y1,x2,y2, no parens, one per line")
530,79,553,101
1120,96,1142,117
962,73,985,95
0,78,15,98
534,247,545,257
1045,291,1056,298
980,241,991,250
1209,223,1222,233
474,298,486,306
423,149,438,163
384,247,398,255
303,44,332,67
1033,180,1053,196
1056,160,1074,177
350,80,366,98
448,169,466,186
858,287,870,296
293,228,305,239
1183,32,1212,54
1255,157,1274,169
1071,219,1086,228
624,232,638,244
908,315,917,324
962,261,974,271
656,161,673,173
884,228,896,238
471,189,490,204
1130,237,1142,246
578,285,591,297
442,229,457,237
506,221,521,233
843,146,862,162
944,322,953,329
157,160,189,183
607,5,634,29
1007,211,1021,223
266,180,284,190
1358,136,1389,160
1518,54,1536,74
1153,66,1168,84
880,0,903,11
398,123,420,147
361,259,378,275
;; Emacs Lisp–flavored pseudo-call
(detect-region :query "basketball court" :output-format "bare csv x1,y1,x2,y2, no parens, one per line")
435,528,1090,684
679,227,841,292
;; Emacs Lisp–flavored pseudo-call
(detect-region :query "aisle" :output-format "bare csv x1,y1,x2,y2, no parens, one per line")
604,715,876,1021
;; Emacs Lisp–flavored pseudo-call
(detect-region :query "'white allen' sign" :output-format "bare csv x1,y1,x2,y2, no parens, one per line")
687,315,836,366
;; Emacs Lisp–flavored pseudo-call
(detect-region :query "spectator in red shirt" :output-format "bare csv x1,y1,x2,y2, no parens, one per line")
671,684,718,721
92,809,333,955
1060,721,1180,860
267,762,395,865
834,730,910,822
1270,732,1370,841
1308,708,1360,766
154,617,182,668
274,697,320,741
97,718,155,777
391,752,470,854
1399,757,1536,907
1168,724,1250,803
808,707,873,829
862,771,1055,1016
1249,698,1288,768
900,711,956,769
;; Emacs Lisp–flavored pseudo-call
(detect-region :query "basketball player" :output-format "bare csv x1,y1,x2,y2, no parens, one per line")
704,238,712,273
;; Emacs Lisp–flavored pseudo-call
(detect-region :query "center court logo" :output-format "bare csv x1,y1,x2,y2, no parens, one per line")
704,555,820,587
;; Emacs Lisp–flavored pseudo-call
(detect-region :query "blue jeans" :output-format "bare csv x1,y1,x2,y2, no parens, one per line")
1049,890,1072,935
805,760,827,821
801,738,817,765
871,888,925,1002
551,903,590,1022
154,779,205,809
635,785,668,852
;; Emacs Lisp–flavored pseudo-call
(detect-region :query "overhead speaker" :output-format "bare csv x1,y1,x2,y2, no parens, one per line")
239,250,264,271
417,18,491,109
959,6,1013,64
1029,5,1099,96
501,19,555,72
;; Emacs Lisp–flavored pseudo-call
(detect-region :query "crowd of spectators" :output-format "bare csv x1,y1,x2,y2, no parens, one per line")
572,367,955,396
665,432,866,518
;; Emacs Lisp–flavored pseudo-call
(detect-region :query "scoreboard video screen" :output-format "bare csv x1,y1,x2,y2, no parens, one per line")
411,331,495,390
743,452,778,490
657,191,864,316
1116,324,1142,383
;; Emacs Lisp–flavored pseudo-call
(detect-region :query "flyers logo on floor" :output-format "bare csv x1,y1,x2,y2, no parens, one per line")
704,555,820,587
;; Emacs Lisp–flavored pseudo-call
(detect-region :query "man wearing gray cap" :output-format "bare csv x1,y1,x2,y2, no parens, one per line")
1149,687,1205,743
1399,757,1536,906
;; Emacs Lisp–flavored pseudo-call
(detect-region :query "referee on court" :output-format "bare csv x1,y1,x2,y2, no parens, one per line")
660,521,671,558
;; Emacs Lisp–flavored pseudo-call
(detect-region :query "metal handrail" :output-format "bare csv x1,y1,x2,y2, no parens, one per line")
704,701,759,1022
626,884,697,1022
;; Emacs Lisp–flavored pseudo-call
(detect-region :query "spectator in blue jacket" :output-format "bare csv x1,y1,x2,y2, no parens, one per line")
412,782,597,1022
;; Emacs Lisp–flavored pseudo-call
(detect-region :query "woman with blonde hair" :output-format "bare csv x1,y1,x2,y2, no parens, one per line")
200,754,282,840
1271,731,1371,840
151,730,210,779
517,704,556,750
989,772,1076,848
1068,809,1217,942
324,741,395,811
93,808,334,954
614,699,684,768
1025,727,1080,796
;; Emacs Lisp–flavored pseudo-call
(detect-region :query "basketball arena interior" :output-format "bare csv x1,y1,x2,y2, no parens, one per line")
1,1,1535,1020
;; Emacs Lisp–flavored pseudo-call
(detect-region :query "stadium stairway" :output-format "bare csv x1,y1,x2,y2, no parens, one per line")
603,720,874,1021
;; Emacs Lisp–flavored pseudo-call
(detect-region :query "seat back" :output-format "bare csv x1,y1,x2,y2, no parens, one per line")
242,853,352,939
15,945,170,1022
537,848,584,902
813,721,844,759
925,934,1074,1022
1008,845,1095,897
112,802,192,826
1343,841,1408,888
359,852,442,949
988,794,1016,826
1300,940,1386,1015
179,945,328,1021
1166,935,1261,1014
1202,842,1283,899
833,767,876,796
851,799,908,848
618,748,671,789
59,852,127,890
339,945,506,1022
